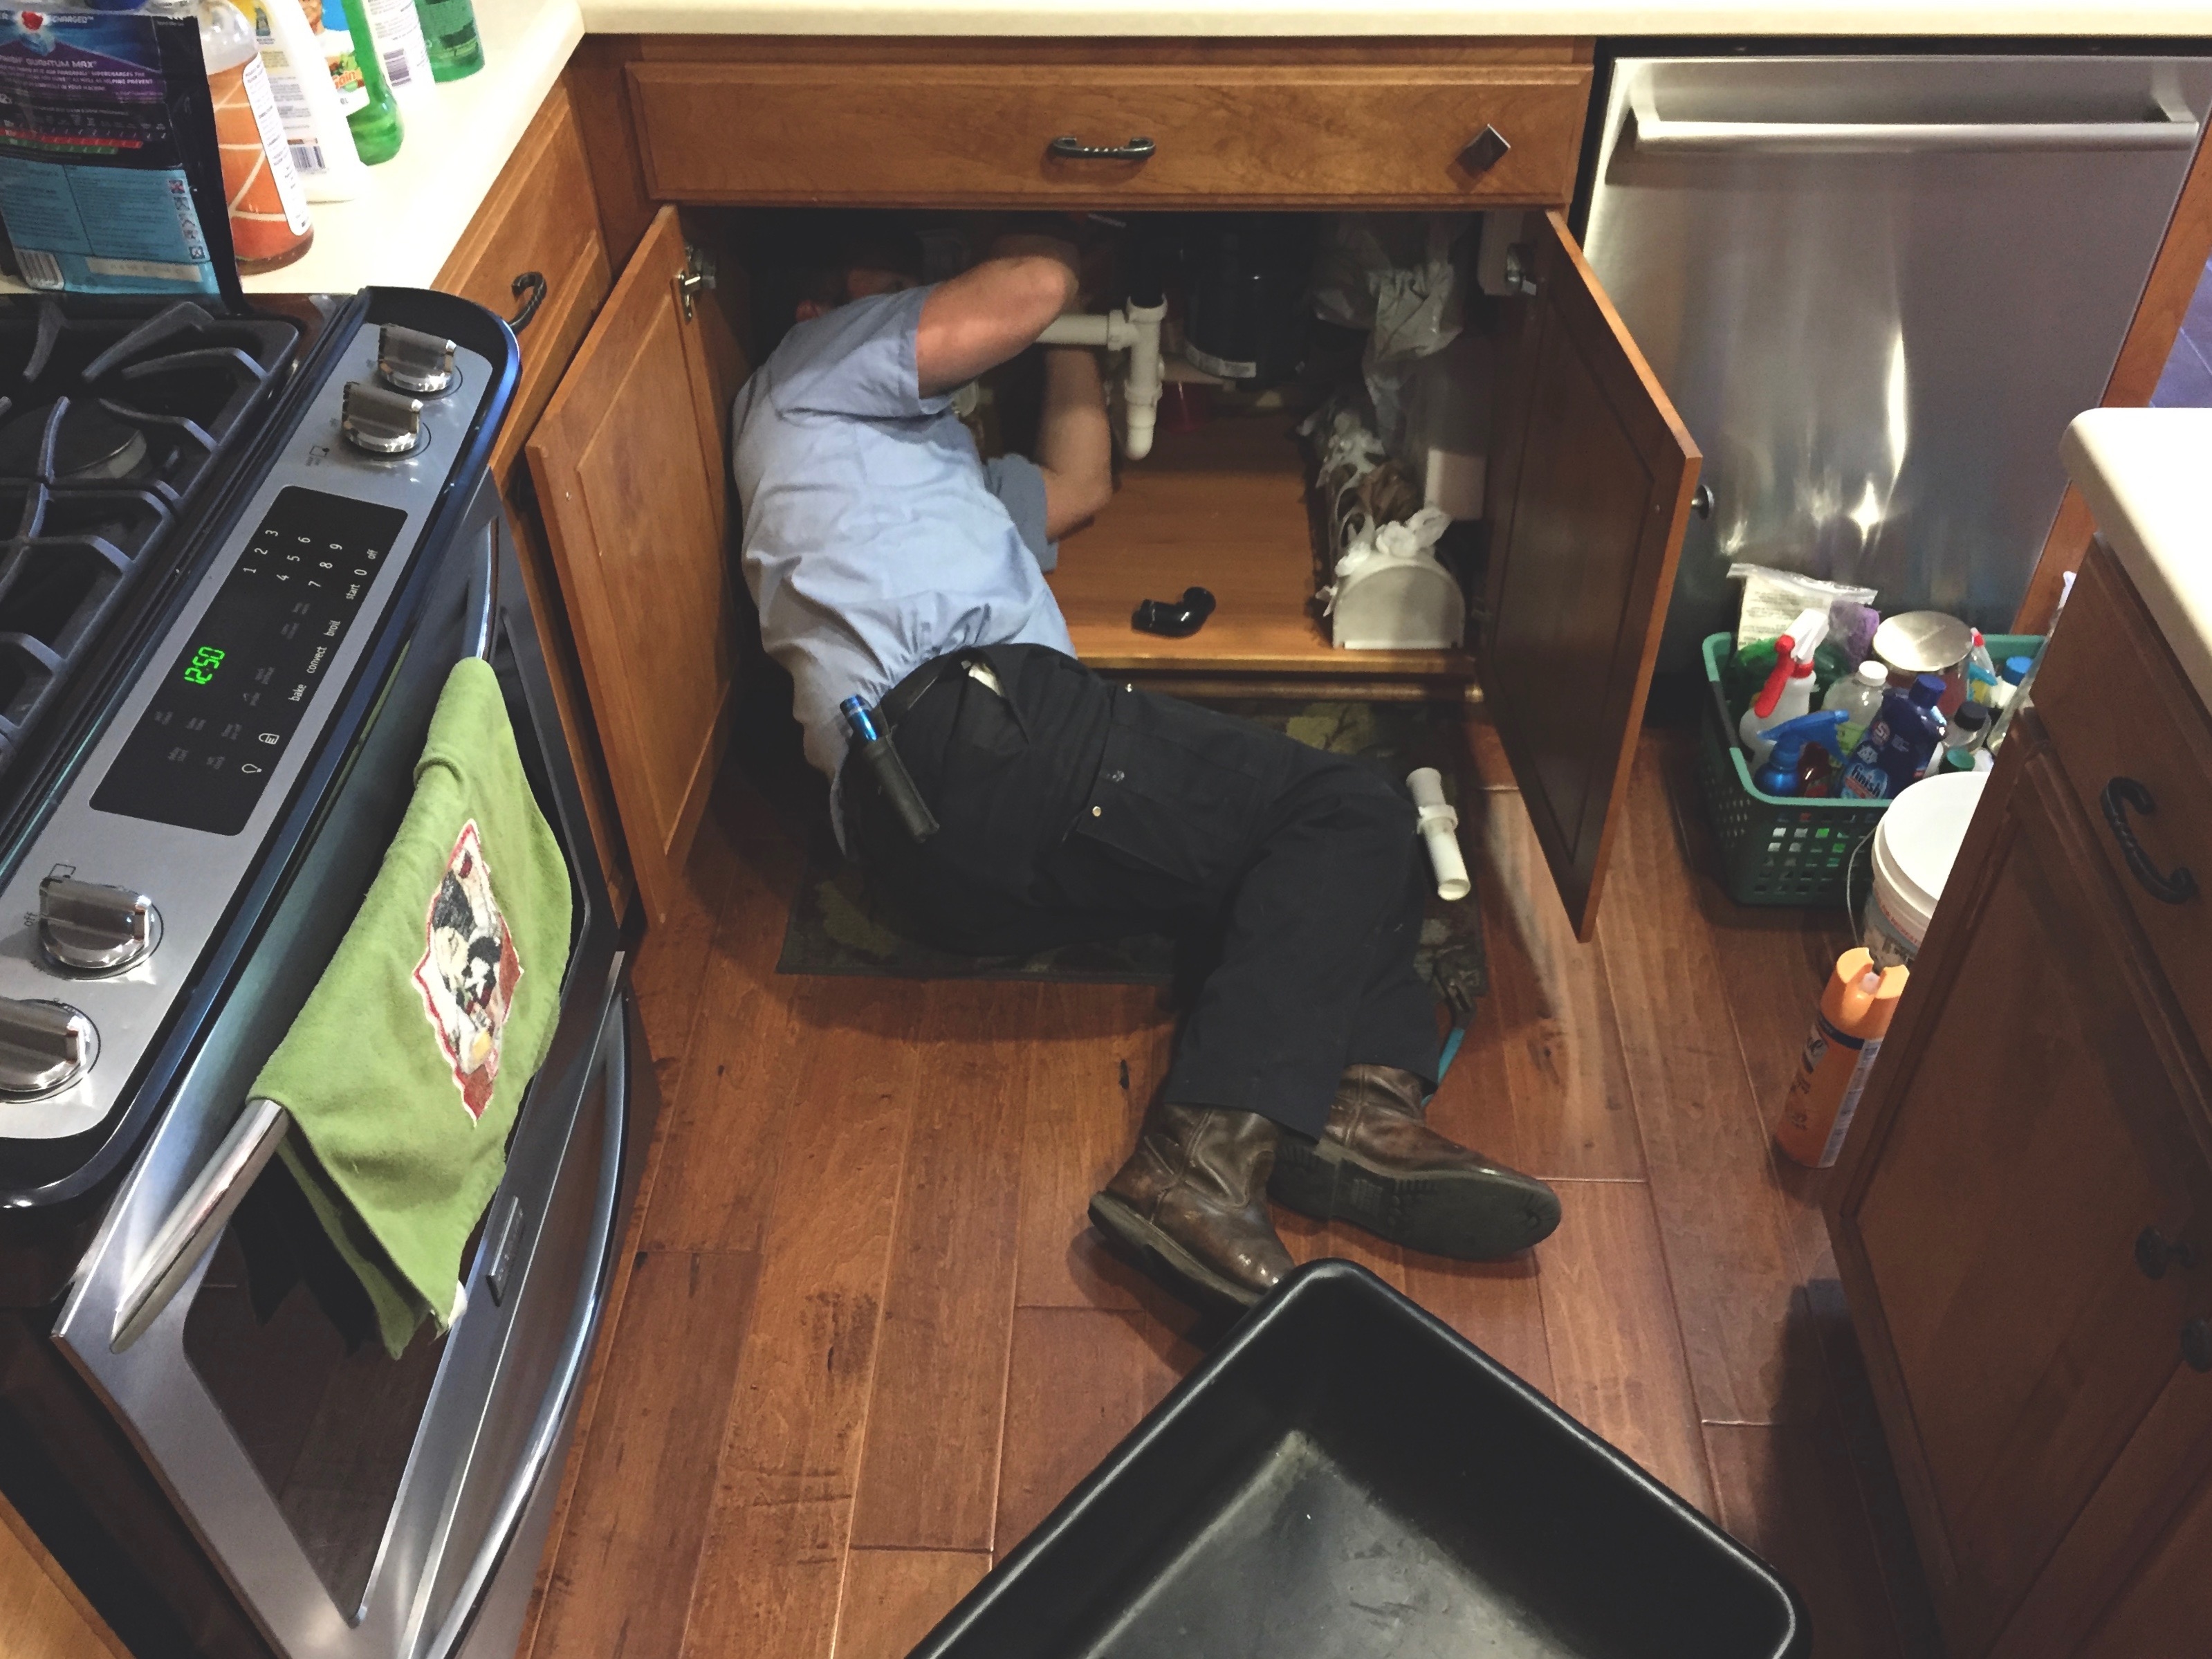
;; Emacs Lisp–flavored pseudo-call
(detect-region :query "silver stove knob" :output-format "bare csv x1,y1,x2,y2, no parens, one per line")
341,382,424,455
0,999,93,1098
39,875,156,973
378,325,457,396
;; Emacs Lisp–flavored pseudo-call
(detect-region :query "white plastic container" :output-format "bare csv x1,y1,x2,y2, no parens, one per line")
1861,770,1990,967
251,0,367,201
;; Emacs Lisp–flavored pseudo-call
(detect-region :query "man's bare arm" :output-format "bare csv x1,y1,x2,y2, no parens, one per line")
914,243,1078,396
1039,347,1113,536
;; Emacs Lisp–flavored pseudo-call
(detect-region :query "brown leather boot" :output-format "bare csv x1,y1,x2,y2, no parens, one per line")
1269,1064,1561,1260
1089,1101,1293,1310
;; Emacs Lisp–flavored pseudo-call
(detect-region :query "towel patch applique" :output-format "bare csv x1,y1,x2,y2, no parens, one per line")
414,820,524,1120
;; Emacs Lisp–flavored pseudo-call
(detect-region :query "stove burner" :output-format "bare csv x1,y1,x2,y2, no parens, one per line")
0,401,150,484
0,299,301,789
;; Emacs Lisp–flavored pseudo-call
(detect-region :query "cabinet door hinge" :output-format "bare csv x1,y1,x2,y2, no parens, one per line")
676,245,718,322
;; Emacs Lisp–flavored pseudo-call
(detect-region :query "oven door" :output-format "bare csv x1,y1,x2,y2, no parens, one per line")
50,475,638,1659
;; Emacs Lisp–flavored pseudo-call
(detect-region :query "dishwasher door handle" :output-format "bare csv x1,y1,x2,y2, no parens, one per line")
1629,83,2202,154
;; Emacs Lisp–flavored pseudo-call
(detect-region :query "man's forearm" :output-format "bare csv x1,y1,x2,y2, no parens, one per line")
1040,347,1113,536
915,254,1078,395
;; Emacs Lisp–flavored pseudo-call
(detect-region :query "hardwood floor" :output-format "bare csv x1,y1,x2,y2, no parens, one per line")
515,715,1943,1659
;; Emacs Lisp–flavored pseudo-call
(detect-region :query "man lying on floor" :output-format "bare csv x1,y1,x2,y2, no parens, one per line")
730,219,1561,1310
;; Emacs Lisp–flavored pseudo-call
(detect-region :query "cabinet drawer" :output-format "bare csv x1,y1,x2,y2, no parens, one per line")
438,79,612,481
2032,542,2212,1072
626,55,1591,208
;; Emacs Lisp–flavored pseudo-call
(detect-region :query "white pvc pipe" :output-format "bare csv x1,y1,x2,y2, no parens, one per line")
1408,767,1471,901
1034,301,1166,460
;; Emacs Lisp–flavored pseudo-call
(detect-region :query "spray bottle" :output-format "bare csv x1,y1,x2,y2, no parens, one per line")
1739,607,1830,767
1776,948,1909,1168
1751,710,1849,798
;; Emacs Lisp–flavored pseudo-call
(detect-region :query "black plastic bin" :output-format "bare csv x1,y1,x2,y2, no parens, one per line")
912,1260,1807,1658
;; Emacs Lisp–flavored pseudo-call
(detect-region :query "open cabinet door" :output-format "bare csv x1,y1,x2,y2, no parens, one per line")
1485,209,1699,941
528,205,738,926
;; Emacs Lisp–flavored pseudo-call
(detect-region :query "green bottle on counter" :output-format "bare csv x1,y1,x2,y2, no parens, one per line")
326,0,403,163
414,0,483,80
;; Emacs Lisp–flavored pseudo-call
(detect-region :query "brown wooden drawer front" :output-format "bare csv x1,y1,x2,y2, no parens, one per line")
437,78,611,481
627,59,1591,207
2032,542,2212,1074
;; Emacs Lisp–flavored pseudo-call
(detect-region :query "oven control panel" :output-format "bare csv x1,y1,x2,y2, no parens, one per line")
91,490,409,836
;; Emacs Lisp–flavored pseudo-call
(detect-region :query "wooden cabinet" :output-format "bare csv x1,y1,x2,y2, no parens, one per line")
526,206,744,926
517,39,1699,938
625,39,1592,209
1829,542,2212,1658
436,79,632,915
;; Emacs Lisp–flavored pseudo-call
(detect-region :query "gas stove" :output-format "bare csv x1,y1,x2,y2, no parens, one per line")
0,302,303,792
0,289,513,1209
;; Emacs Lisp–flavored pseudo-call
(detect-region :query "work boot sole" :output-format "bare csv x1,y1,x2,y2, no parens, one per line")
1269,1137,1562,1260
1087,1192,1266,1313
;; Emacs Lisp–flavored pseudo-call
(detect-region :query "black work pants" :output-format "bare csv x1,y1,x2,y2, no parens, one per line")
843,645,1437,1138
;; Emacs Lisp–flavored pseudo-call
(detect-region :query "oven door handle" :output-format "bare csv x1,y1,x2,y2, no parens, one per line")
110,1097,291,1352
465,520,498,662
418,956,629,1659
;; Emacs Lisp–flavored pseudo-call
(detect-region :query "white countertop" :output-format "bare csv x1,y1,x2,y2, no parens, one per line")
239,0,582,293
2063,408,2212,713
581,0,2212,33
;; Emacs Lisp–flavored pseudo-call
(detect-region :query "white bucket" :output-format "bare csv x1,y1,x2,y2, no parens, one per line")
1861,770,1990,968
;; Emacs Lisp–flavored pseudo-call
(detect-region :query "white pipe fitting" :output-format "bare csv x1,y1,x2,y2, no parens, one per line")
1408,767,1471,902
1035,300,1167,461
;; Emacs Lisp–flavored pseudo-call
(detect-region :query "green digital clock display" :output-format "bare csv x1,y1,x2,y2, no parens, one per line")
183,645,225,686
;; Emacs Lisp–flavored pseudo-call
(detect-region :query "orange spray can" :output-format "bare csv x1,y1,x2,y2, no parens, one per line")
1776,948,1908,1168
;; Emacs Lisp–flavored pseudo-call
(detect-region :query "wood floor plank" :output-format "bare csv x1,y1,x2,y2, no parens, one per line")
849,982,1039,1552
1278,1208,1408,1290
1403,1252,1554,1398
832,1548,990,1659
1706,1419,1930,1659
1595,737,1823,1427
1658,725,1860,1287
530,1250,759,1659
636,832,807,1254
1466,785,1647,1182
1,1490,129,1659
1537,1179,1715,1515
677,981,926,1659
995,1306,1203,1554
630,779,750,1104
1012,984,1175,1312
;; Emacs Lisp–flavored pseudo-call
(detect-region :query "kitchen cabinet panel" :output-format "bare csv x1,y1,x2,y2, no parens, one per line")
528,206,737,926
2030,542,2212,1085
625,47,1589,209
1483,209,1699,941
1832,716,2212,1658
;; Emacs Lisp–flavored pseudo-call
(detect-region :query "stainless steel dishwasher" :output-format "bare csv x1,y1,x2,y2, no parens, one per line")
1580,53,2212,666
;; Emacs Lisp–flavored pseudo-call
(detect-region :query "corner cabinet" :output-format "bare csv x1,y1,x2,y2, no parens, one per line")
1829,540,2212,1658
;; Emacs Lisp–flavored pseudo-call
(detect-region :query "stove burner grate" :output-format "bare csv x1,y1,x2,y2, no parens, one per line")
0,300,297,785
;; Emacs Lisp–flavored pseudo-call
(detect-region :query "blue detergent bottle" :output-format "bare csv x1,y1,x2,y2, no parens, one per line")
1840,675,1947,800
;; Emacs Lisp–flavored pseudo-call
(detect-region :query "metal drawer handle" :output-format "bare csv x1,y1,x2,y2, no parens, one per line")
2138,1225,2195,1281
510,271,547,334
2100,777,2199,905
1047,134,1156,163
2185,1317,2212,1375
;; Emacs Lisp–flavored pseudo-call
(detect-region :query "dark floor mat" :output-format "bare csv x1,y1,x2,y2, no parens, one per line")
774,699,1486,1007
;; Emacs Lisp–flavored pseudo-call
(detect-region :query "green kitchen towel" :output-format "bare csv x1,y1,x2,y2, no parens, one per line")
253,658,573,1356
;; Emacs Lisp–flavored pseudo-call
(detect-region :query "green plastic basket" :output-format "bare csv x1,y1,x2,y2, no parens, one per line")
1696,630,2040,908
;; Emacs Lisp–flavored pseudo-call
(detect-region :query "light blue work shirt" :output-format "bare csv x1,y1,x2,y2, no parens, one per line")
730,285,1075,807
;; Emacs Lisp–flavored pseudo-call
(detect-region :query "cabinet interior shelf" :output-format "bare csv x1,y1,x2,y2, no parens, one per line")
1050,414,1478,683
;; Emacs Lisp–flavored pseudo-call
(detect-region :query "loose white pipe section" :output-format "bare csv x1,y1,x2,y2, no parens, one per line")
1408,767,1471,902
1035,300,1168,460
